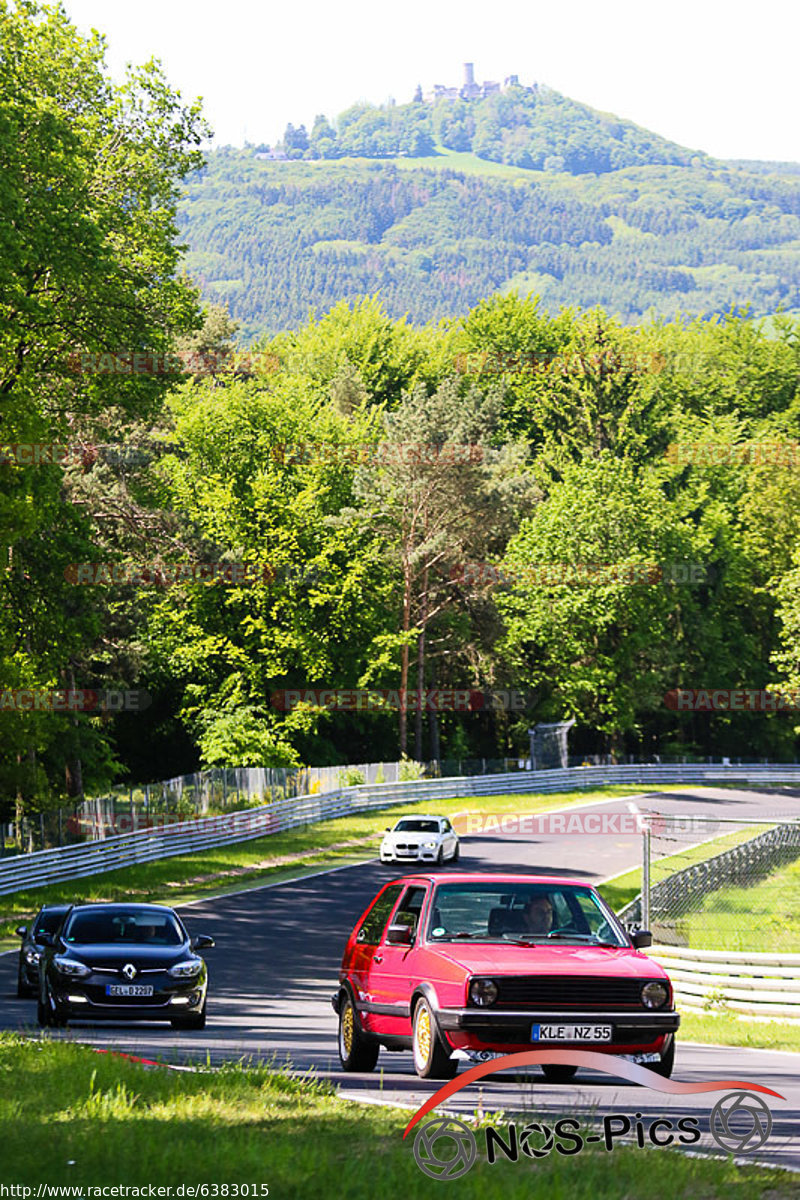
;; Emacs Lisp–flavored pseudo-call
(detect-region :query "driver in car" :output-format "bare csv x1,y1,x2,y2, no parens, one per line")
522,894,554,934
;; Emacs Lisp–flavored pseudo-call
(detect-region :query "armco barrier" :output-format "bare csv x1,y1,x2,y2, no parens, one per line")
1,762,800,897
649,945,800,1018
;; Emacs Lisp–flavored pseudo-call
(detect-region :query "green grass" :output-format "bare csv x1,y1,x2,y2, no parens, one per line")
597,825,771,915
0,785,649,943
679,852,800,952
678,1009,800,1054
392,146,542,179
598,824,800,952
0,1034,794,1196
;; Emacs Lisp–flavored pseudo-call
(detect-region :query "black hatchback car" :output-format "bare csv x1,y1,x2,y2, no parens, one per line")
37,903,214,1029
16,905,70,997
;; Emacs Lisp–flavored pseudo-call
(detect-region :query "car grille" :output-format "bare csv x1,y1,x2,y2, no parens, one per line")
395,844,420,853
491,975,645,1009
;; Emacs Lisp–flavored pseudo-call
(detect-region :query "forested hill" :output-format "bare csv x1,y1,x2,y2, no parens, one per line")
177,93,800,340
271,85,706,174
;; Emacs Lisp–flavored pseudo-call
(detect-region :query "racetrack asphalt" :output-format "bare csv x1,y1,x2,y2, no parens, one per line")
1,786,798,1171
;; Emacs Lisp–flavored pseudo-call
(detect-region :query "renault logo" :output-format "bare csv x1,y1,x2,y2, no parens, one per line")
122,963,137,981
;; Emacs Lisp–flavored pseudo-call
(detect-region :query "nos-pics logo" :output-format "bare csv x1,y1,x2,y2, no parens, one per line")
404,1052,783,1180
412,1093,774,1180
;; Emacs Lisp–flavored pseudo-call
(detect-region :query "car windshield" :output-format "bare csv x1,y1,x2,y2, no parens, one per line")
426,883,627,946
393,819,440,833
33,910,67,937
64,910,184,946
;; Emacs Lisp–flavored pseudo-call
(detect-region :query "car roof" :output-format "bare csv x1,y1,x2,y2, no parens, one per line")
391,814,447,822
66,902,179,915
37,904,70,913
384,872,593,888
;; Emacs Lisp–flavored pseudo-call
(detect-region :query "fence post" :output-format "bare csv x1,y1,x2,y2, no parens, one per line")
642,821,651,931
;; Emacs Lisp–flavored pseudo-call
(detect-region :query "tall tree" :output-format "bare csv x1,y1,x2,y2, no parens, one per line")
352,378,535,756
0,0,207,824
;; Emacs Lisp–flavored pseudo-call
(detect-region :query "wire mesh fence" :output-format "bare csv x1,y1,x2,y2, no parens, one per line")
620,814,800,951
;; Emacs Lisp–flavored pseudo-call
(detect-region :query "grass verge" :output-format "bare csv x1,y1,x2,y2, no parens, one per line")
678,852,800,952
596,825,772,915
0,785,649,943
678,1010,800,1054
0,1033,794,1196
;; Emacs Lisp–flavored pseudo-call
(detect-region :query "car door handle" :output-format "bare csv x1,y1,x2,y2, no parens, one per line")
373,955,383,963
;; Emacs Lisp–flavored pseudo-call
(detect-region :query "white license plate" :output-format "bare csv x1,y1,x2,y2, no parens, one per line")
106,984,154,997
532,1023,612,1042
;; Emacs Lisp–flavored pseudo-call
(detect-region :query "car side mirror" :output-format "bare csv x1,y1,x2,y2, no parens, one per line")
16,926,27,939
386,924,413,946
192,934,215,950
37,931,54,947
631,930,653,949
385,827,390,832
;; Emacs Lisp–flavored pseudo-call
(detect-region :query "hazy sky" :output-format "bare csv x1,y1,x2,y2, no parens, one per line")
63,0,798,162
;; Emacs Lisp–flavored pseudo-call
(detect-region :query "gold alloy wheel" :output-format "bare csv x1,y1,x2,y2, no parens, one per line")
416,1003,432,1064
341,1002,354,1054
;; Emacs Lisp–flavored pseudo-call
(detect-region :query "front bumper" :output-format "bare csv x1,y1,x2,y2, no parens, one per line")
380,848,440,862
437,1007,680,1047
49,972,206,1020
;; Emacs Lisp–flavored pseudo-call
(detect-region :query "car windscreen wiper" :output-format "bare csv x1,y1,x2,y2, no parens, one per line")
546,933,620,946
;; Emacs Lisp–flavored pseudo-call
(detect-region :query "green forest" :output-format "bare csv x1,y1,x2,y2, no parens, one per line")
181,150,800,338
3,3,800,829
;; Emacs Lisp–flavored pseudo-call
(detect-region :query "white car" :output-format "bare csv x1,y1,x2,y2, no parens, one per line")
379,815,460,865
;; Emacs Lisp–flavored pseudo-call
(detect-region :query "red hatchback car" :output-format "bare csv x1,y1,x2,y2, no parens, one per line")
333,873,679,1081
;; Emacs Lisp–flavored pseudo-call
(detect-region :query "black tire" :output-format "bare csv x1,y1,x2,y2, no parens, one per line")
171,999,207,1031
541,1064,578,1083
17,971,34,1000
338,993,379,1072
36,994,50,1027
38,984,67,1028
651,1037,675,1079
435,846,444,867
412,997,458,1080
451,842,460,863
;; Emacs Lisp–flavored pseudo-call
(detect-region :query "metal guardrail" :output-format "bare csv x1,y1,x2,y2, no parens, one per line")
649,945,800,1017
1,761,800,898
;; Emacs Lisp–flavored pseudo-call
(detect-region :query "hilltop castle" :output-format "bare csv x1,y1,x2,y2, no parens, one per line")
421,63,532,104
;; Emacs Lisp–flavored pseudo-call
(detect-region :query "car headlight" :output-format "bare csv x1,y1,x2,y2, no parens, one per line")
422,840,437,849
25,950,41,965
53,956,91,978
469,978,498,1007
168,958,203,978
641,981,669,1009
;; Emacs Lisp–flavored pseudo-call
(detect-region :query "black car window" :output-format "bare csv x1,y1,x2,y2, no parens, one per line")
393,820,439,833
33,911,67,938
65,911,184,946
356,885,404,945
389,885,428,941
